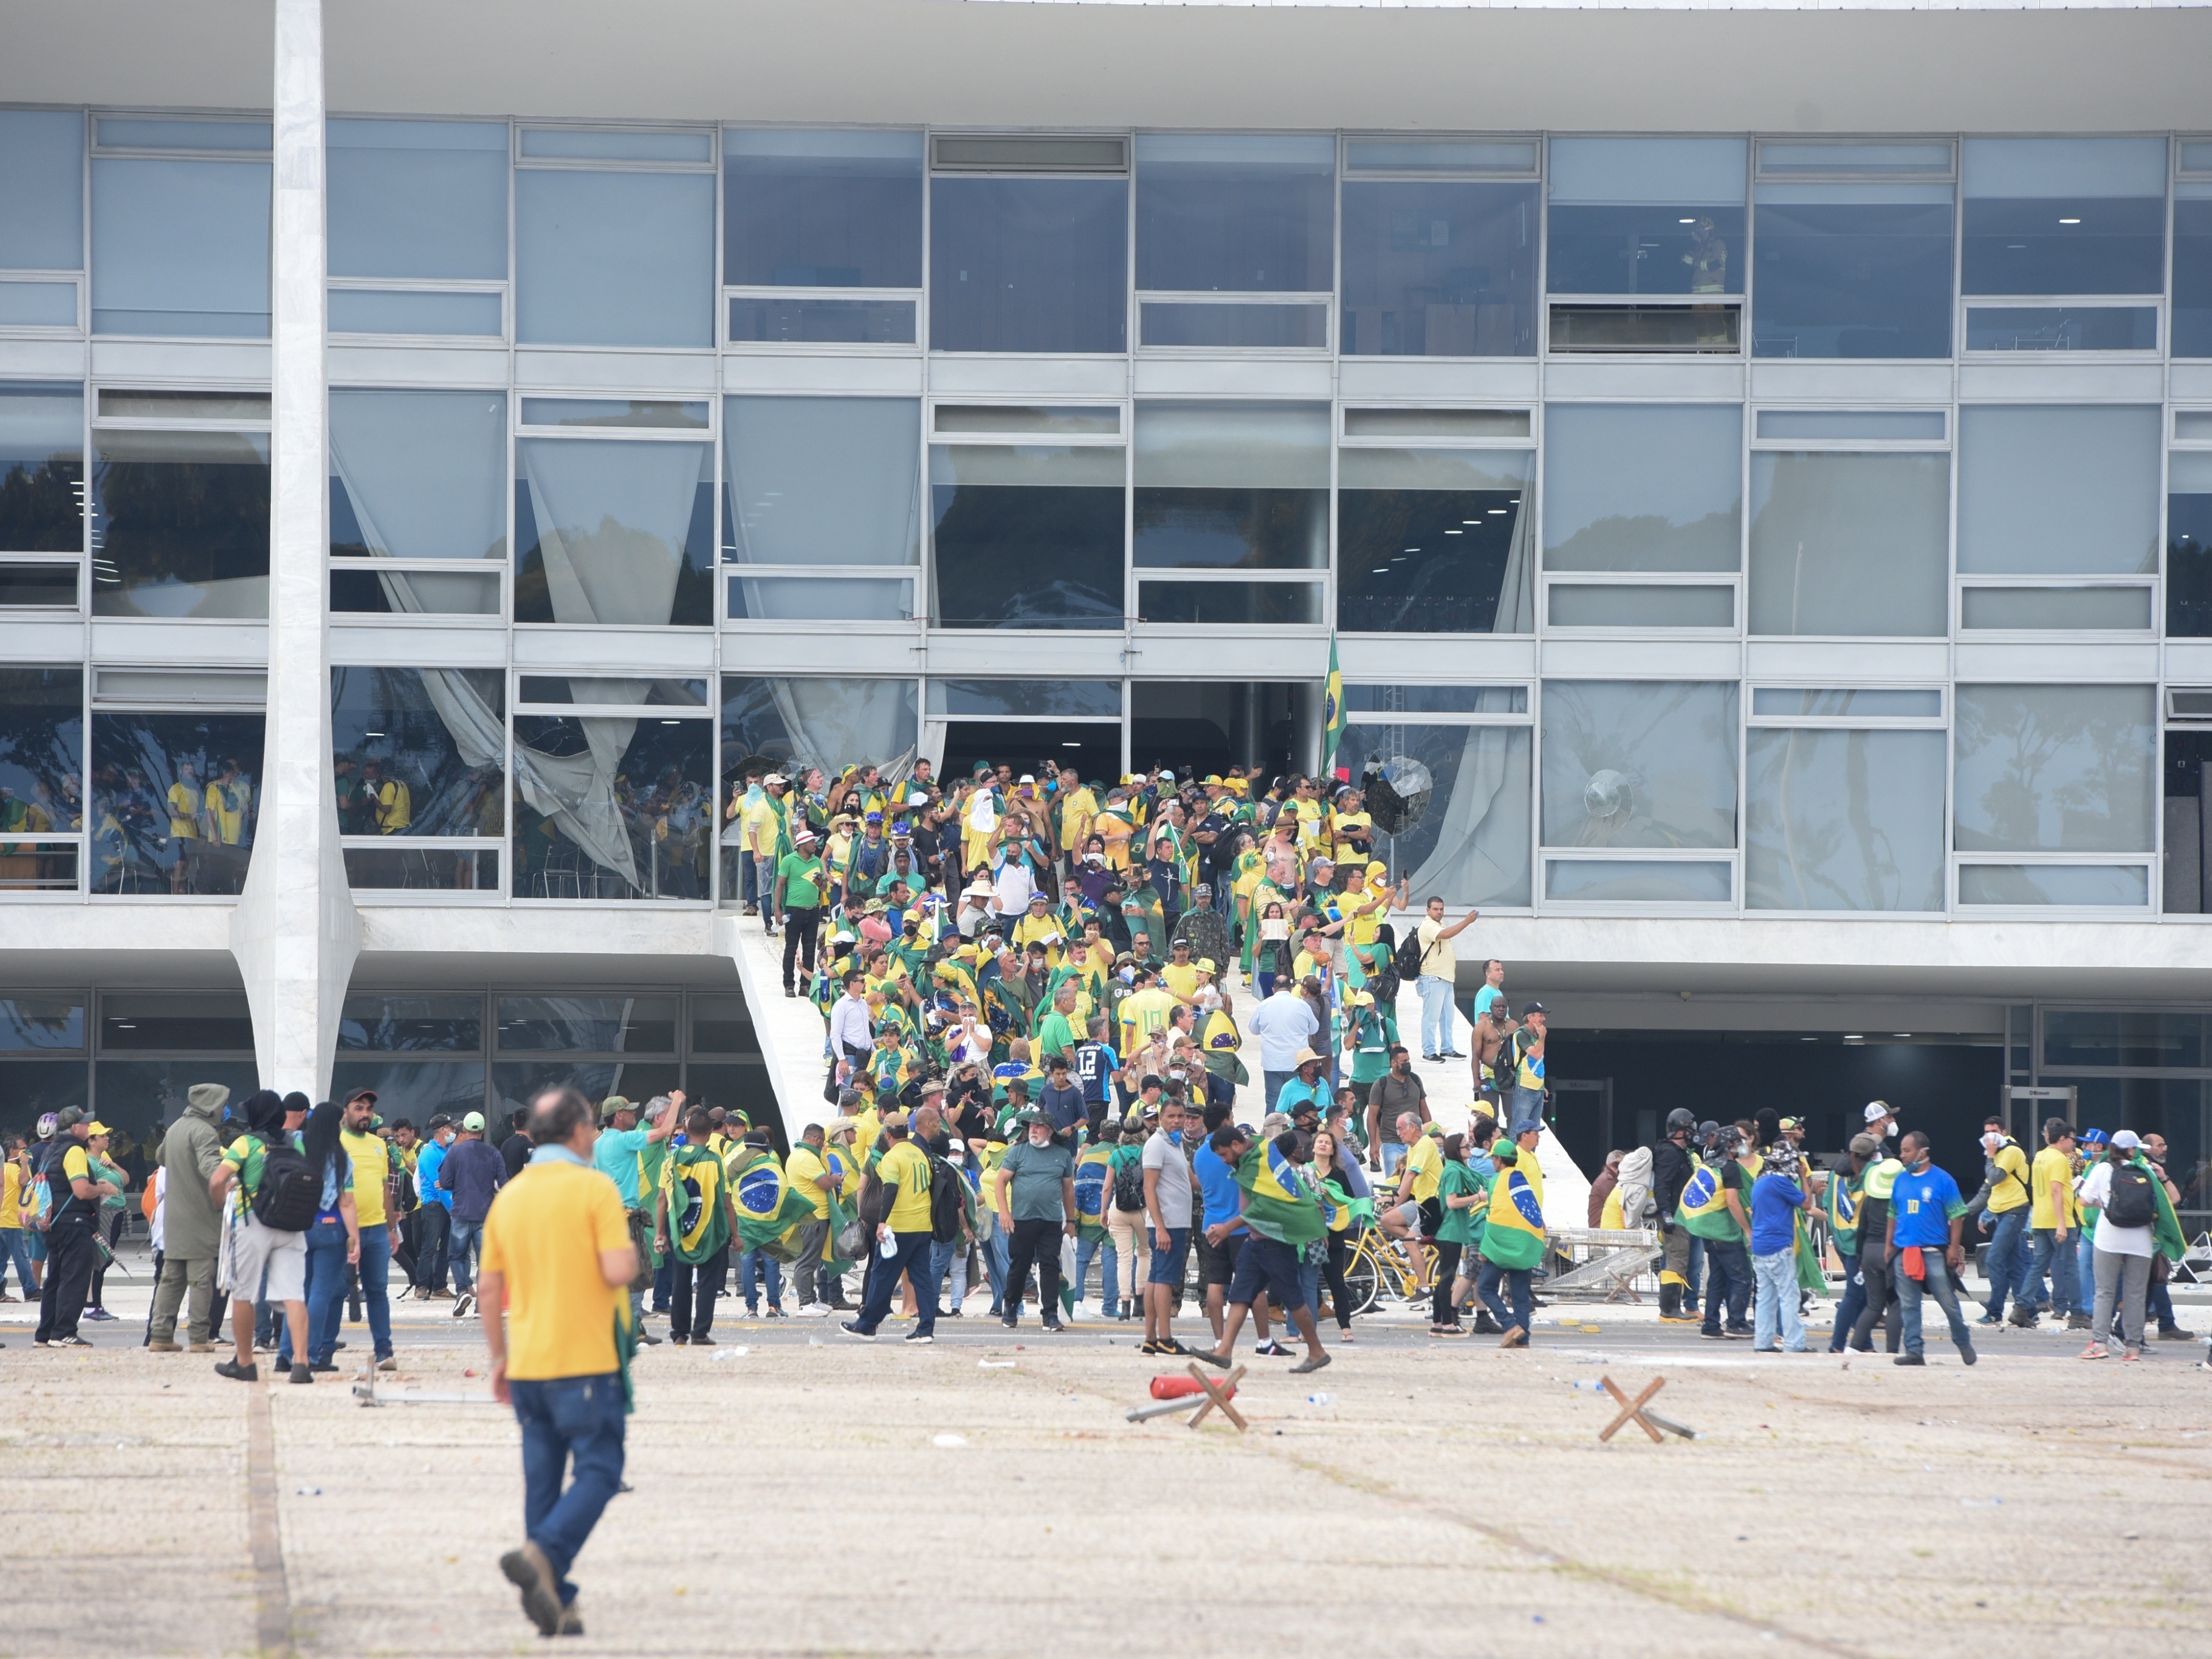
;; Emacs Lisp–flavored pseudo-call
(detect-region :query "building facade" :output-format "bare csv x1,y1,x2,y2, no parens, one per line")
4,0,2212,1221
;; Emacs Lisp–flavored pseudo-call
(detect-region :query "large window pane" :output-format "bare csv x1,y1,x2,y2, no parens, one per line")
1962,138,2166,297
1135,134,1334,294
721,397,919,565
1953,683,2154,853
1546,138,1746,296
1337,448,1533,633
338,995,485,1051
2177,191,2212,359
1745,728,1946,910
1751,184,1953,359
89,711,265,894
515,169,714,348
929,178,1128,354
1956,405,2160,575
724,129,922,289
491,1060,680,1124
1334,721,1531,906
0,996,86,1050
1541,680,1737,849
331,666,506,842
0,383,83,553
511,715,712,899
0,109,84,270
95,1059,259,1142
0,666,83,846
2169,452,2212,636
1133,402,1327,571
1747,451,1948,636
515,439,713,625
91,158,269,337
1543,404,1740,572
91,430,270,617
721,676,918,787
327,119,508,281
929,445,1124,628
929,679,1120,718
496,995,679,1054
1341,180,1537,356
1138,580,1321,626
329,1060,486,1128
331,390,506,563
1959,865,2148,907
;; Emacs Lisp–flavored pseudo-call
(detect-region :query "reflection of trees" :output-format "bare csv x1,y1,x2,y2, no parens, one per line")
0,456,83,552
1956,687,2151,852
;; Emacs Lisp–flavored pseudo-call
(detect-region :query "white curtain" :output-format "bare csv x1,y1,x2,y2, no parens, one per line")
765,678,916,786
1406,728,1531,905
1493,483,1536,634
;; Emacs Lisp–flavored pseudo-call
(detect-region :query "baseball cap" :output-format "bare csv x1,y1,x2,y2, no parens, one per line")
461,1111,486,1133
84,1120,111,1136
1863,1101,1892,1123
1519,1001,1546,1018
2109,1128,2141,1150
598,1095,633,1121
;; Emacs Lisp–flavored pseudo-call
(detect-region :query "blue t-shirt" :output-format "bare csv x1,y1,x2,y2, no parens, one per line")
1890,1163,1963,1249
1192,1142,1246,1235
1074,1041,1119,1105
592,1125,650,1208
1273,1076,1329,1118
1749,1172,1808,1256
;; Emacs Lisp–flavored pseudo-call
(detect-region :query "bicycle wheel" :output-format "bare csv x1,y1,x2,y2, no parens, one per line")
1343,1237,1382,1316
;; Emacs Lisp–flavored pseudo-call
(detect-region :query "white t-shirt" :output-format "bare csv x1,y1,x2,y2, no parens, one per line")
992,854,1036,916
1141,1130,1194,1229
2077,1162,2153,1258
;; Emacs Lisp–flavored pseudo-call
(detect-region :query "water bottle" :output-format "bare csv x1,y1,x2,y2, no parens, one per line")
1305,1392,1336,1407
877,1231,898,1260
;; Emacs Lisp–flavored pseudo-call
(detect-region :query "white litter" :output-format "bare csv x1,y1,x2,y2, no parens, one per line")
979,1359,1016,1369
932,1432,968,1448
710,1347,750,1361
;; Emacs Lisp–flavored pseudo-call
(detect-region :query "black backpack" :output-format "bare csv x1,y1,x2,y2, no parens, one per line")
1112,1152,1146,1213
2103,1161,2157,1229
1393,928,1427,986
248,1135,321,1232
926,1153,966,1245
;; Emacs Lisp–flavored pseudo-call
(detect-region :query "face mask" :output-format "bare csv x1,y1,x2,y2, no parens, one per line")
1884,1121,1899,1139
1166,1129,1183,1146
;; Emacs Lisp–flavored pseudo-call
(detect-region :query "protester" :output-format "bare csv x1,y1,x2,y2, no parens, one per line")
1749,1146,1813,1354
994,1110,1075,1332
437,1110,505,1320
147,1084,228,1353
210,1090,312,1384
31,1108,108,1348
1886,1130,1977,1369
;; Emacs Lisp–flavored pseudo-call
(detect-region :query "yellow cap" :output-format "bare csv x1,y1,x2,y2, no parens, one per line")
84,1120,111,1136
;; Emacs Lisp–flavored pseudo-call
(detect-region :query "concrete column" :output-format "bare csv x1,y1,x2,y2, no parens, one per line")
231,0,357,1097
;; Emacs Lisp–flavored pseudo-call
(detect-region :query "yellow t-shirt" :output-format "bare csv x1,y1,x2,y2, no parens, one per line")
1293,949,1330,984
825,1142,863,1201
376,780,412,834
1161,963,1202,1002
1328,809,1373,868
878,1139,934,1232
1341,886,1387,948
2030,1146,2080,1229
1117,986,1178,1054
1095,809,1135,871
1011,913,1066,967
1403,1134,1443,1203
1058,786,1097,854
478,1160,631,1381
342,1128,391,1228
785,1143,833,1221
0,1161,18,1226
854,1110,884,1163
1293,799,1325,850
167,783,202,839
1986,1141,2033,1216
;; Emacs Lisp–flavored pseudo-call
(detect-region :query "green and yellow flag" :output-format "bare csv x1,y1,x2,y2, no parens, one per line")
1235,1138,1332,1248
1321,632,1345,780
1674,1160,1745,1244
1479,1151,1547,1271
729,1149,819,1261
663,1144,730,1265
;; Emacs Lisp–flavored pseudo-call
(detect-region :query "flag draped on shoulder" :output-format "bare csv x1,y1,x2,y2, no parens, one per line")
1479,1154,1546,1270
662,1144,730,1264
1674,1160,1743,1243
1235,1139,1331,1247
729,1149,817,1261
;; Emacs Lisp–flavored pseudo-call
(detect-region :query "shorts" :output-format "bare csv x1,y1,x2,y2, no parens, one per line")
1147,1226,1191,1288
1226,1234,1308,1314
226,1211,307,1302
1392,1198,1443,1239
1197,1228,1248,1288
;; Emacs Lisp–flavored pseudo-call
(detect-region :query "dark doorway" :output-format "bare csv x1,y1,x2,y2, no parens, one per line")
1130,680,1317,780
939,721,1120,788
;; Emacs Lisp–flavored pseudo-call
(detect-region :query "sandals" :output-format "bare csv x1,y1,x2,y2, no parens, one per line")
1429,1323,1466,1337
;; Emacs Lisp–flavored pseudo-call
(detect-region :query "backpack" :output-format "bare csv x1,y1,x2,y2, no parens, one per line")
1112,1150,1146,1213
1393,929,1427,986
248,1135,321,1232
926,1153,966,1245
2103,1161,2157,1229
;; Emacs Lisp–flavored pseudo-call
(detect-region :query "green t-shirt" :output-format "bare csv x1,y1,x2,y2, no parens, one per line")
1434,1159,1487,1246
1034,1009,1078,1061
997,1139,1075,1223
778,851,826,909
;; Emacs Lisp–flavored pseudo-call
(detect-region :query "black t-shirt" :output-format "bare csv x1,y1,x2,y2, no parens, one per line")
500,1133,534,1181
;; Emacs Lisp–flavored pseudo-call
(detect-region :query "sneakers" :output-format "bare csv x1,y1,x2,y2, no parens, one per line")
1959,1339,1977,1367
1039,1322,1066,1334
58,1334,93,1348
2080,1342,2111,1360
290,1363,313,1384
1499,1325,1527,1348
902,1330,933,1344
840,1321,875,1341
83,1307,116,1321
500,1543,563,1637
1894,1353,1927,1366
634,1330,661,1346
452,1293,475,1319
557,1605,585,1637
1252,1339,1291,1357
795,1302,831,1317
215,1358,258,1382
1974,1315,2004,1327
377,1356,399,1372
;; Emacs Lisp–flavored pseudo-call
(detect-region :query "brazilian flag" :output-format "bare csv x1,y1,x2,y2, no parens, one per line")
730,1150,819,1262
1073,1142,1115,1239
1321,631,1345,780
1235,1138,1330,1248
664,1145,730,1265
1675,1161,1745,1244
823,1187,860,1279
1479,1154,1546,1271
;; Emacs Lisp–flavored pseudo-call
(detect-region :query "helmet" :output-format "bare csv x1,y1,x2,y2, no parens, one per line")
35,1112,57,1139
1665,1108,1696,1134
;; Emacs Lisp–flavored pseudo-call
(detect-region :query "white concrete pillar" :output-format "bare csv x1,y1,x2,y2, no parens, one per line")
232,0,358,1097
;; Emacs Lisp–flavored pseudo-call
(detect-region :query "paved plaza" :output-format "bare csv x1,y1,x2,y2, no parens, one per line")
7,1269,2209,1659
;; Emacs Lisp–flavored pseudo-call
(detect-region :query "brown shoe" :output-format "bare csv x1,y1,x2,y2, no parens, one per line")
500,1542,562,1636
557,1604,585,1637
189,1342,220,1353
148,1340,182,1352
1499,1325,1526,1347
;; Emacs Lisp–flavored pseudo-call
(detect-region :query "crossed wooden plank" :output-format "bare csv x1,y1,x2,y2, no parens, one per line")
1186,1362,1248,1431
1598,1374,1668,1443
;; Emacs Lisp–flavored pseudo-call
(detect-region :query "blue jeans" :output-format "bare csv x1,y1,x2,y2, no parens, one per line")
355,1223,394,1360
1477,1258,1533,1336
855,1230,938,1336
1700,1239,1751,1335
1829,1251,1864,1352
930,1235,967,1309
279,1217,350,1368
1509,1087,1545,1136
1416,975,1455,1057
1752,1248,1806,1350
448,1218,484,1297
739,1248,783,1311
1073,1231,1113,1307
509,1373,626,1610
2024,1226,2080,1317
0,1228,35,1296
1979,1207,2031,1319
1897,1251,1974,1359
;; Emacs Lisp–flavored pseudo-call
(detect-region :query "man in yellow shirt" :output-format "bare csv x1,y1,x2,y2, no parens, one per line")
1159,937,1204,1003
1378,1111,1443,1287
1056,766,1097,875
480,1083,637,1640
2018,1117,2084,1330
205,758,252,845
362,760,411,834
1116,970,1180,1057
782,1121,841,1316
339,1089,400,1371
1011,891,1068,967
1974,1118,2035,1327
840,1114,938,1342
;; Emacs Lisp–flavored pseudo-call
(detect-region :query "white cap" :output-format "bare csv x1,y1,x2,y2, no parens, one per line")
2111,1128,2142,1150
1864,1102,1892,1123
1018,774,1036,785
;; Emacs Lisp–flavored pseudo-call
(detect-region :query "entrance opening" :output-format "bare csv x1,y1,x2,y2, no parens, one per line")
938,721,1120,787
1130,680,1317,780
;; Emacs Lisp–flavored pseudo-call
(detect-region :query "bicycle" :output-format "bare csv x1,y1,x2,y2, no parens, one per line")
1340,1220,1437,1317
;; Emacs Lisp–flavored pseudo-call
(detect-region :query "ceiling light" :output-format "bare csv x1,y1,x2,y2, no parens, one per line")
1487,508,1506,515
2059,216,2081,225
660,719,682,725
1801,1036,1817,1042
1893,1032,1913,1038
1678,217,1696,225
1062,741,1080,747
1844,1033,1864,1040
1444,529,1463,535
1371,568,1390,575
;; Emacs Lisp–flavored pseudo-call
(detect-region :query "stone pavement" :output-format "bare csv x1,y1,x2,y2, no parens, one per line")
7,1283,2210,1659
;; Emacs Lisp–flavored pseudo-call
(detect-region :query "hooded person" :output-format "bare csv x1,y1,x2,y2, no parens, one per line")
148,1083,232,1352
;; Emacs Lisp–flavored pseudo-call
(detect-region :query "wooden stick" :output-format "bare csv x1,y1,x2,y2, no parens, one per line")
1598,1374,1666,1444
1186,1363,1249,1431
